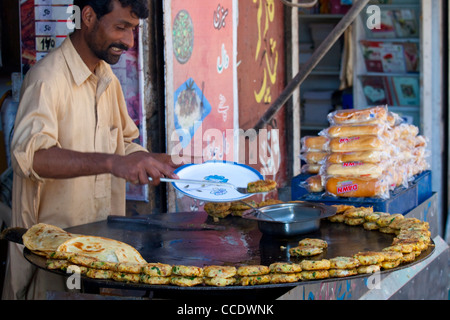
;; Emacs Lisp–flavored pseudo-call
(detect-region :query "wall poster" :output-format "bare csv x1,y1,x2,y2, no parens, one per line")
19,0,148,201
236,0,287,191
164,0,238,212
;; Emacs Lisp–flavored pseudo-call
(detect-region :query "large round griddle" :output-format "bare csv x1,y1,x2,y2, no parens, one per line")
22,211,434,298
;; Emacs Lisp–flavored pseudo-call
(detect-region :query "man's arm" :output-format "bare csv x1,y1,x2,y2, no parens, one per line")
33,147,179,185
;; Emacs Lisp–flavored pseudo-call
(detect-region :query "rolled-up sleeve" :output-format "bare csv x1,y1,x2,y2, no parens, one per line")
11,80,61,182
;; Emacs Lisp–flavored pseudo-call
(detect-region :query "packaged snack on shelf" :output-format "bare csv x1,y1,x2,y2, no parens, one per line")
390,123,419,140
329,135,387,152
326,150,390,164
301,135,329,152
320,123,389,138
321,161,389,179
384,160,409,190
301,163,321,174
304,175,324,193
386,111,403,127
298,107,430,199
411,157,430,176
300,151,329,164
327,105,388,125
325,175,391,199
414,135,427,148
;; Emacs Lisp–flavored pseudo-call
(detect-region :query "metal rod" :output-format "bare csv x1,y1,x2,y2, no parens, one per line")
253,0,371,131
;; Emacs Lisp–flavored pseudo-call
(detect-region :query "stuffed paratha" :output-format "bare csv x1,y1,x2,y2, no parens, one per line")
22,223,79,256
57,235,147,264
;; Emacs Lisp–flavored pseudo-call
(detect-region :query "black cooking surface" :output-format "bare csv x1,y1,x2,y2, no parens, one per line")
19,210,434,299
65,211,396,267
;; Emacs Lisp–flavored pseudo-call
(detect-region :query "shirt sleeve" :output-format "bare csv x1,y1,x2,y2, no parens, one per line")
11,79,61,182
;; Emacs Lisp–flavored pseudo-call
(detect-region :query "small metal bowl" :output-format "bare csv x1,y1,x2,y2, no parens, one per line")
243,202,337,237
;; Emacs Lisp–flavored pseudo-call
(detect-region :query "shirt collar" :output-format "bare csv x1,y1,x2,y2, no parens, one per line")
61,36,113,90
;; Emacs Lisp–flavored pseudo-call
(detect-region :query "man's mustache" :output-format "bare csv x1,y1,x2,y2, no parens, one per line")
110,43,129,51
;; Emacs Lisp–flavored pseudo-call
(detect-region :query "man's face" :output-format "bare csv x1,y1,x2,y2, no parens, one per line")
86,1,141,65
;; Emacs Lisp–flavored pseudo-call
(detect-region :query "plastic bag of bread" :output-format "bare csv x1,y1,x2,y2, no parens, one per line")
414,135,428,148
392,134,427,164
384,161,409,189
300,151,328,164
298,175,324,193
386,111,403,127
394,135,417,150
326,150,389,164
403,161,418,182
412,158,430,176
301,163,321,174
301,136,329,152
390,123,419,140
401,156,429,181
327,105,388,126
321,161,389,179
325,175,391,199
412,146,427,161
329,135,386,152
412,139,429,163
320,123,388,138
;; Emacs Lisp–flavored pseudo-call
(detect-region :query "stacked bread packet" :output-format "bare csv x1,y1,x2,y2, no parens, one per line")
388,122,429,188
299,105,429,199
300,135,329,193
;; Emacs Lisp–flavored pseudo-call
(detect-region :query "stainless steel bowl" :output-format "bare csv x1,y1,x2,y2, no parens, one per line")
243,202,337,237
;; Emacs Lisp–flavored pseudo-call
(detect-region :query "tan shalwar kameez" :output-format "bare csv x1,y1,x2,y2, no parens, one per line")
2,37,147,299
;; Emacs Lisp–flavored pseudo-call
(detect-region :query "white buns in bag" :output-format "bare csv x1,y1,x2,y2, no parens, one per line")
322,123,388,138
301,163,321,174
326,150,389,164
384,161,409,189
297,108,430,198
323,161,388,179
301,136,329,152
329,135,386,152
327,105,388,125
299,174,324,193
414,135,427,147
390,123,419,140
325,176,391,199
300,151,328,164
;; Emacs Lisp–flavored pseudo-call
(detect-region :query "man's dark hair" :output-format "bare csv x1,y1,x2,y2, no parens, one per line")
74,0,149,20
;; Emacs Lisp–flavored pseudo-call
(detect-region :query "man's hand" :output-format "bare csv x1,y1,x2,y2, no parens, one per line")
33,147,182,186
148,153,185,170
110,151,180,185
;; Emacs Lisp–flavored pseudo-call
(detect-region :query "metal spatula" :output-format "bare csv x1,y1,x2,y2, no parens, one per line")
239,200,275,221
148,177,253,194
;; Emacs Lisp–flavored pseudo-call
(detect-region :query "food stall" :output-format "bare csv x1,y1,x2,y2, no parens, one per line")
2,191,447,300
1,0,448,301
2,131,448,299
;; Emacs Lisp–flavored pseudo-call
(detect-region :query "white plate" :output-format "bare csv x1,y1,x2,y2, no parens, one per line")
172,161,263,202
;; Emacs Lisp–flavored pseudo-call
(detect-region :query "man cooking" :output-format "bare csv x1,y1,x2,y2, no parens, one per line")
2,0,179,299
